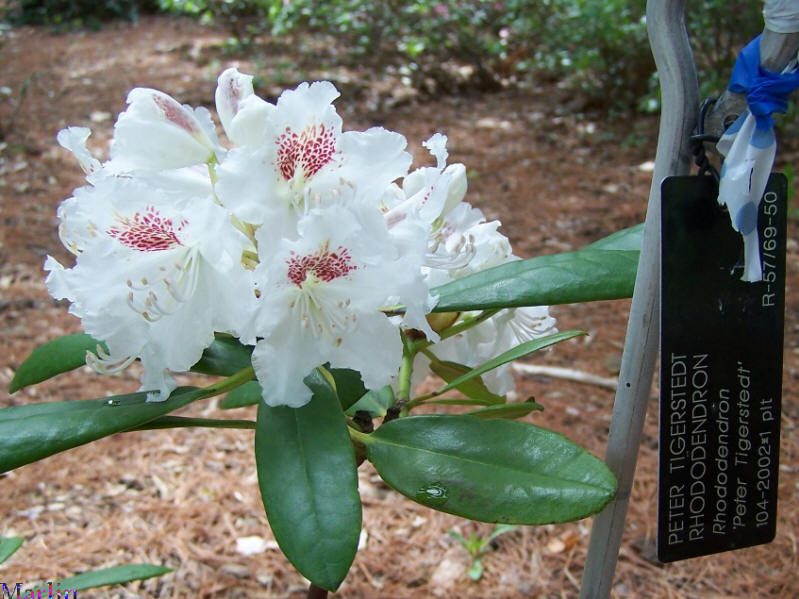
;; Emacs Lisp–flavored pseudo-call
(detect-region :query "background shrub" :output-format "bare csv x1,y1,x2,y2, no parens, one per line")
3,0,160,29
2,0,768,113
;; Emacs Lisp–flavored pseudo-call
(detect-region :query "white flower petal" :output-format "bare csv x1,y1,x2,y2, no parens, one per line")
333,127,412,197
56,126,100,174
252,330,325,408
215,67,274,146
273,80,341,133
215,145,282,227
109,88,217,171
440,163,467,217
216,67,255,138
423,132,449,168
228,94,273,147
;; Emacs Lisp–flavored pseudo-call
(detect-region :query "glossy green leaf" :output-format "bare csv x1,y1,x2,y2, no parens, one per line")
190,335,253,376
438,330,584,395
428,398,497,407
255,376,361,591
220,380,262,409
328,368,368,411
10,332,253,394
431,226,641,312
9,333,105,393
345,385,395,417
0,387,207,473
0,536,23,564
466,399,543,419
429,360,505,404
583,223,643,251
28,564,171,595
132,416,255,430
366,415,616,524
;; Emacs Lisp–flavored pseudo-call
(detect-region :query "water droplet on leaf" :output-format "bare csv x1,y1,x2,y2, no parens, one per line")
106,399,120,406
415,483,448,506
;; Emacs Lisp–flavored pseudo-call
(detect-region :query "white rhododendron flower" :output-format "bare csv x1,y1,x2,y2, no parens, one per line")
429,201,556,394
250,204,419,407
215,79,410,239
47,70,556,408
46,164,253,400
385,134,557,396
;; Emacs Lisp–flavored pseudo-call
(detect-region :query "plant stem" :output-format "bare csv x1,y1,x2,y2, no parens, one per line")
347,426,373,445
403,347,460,411
403,392,435,412
200,366,255,399
384,331,415,422
307,583,328,599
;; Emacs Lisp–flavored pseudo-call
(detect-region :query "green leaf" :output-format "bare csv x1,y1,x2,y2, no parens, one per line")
0,536,23,564
255,376,361,591
131,416,255,430
428,398,498,407
468,558,484,581
9,333,105,393
583,223,643,251
431,227,641,313
345,385,395,417
485,523,519,544
190,335,253,376
327,368,368,411
220,380,262,409
10,332,253,394
466,399,543,419
447,529,470,549
0,387,207,473
429,360,505,404
27,564,171,595
438,330,584,395
366,415,616,524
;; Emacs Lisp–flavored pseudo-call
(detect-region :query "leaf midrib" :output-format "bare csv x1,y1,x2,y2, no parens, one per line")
369,433,614,493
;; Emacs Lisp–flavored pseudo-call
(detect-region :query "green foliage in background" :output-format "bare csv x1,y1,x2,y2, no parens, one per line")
3,0,158,29
156,0,762,112
2,0,766,110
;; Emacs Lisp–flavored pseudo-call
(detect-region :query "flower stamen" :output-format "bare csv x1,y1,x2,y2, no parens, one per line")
86,345,137,375
125,248,200,321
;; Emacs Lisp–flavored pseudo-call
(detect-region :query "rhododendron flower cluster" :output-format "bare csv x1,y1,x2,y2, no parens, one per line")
46,68,555,407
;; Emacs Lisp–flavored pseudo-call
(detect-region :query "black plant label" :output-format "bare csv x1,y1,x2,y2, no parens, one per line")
658,174,785,562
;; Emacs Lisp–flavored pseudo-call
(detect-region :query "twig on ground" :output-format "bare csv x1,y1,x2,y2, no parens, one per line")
512,363,619,390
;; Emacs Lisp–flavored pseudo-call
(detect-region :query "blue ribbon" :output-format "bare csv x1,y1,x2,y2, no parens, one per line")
728,34,799,131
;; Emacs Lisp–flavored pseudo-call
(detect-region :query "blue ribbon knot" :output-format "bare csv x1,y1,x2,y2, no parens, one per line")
728,34,799,130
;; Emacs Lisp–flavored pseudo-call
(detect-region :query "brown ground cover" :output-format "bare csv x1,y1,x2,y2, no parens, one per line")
1,15,799,598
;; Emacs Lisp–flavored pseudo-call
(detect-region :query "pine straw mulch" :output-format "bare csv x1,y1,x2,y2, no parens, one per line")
2,15,799,599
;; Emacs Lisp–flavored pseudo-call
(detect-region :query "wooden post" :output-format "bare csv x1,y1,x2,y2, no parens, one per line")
579,1,698,597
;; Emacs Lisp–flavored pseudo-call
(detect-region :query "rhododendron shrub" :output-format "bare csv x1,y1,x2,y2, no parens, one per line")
3,69,643,592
